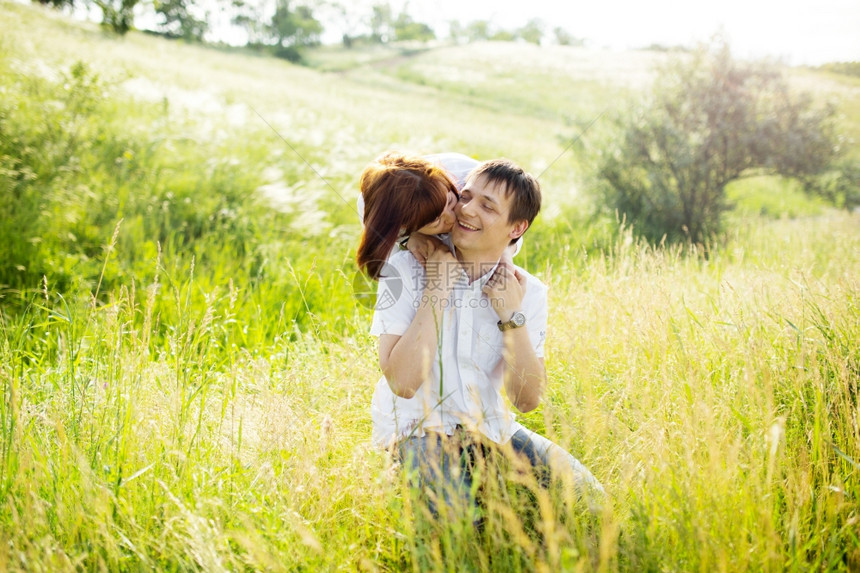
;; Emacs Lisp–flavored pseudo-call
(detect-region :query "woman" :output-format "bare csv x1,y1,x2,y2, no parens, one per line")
356,151,520,280
356,152,468,280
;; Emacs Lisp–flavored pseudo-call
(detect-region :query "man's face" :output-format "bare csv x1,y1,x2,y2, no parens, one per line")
451,173,525,256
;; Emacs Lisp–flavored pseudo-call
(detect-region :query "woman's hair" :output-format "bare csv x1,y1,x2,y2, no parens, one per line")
357,152,456,280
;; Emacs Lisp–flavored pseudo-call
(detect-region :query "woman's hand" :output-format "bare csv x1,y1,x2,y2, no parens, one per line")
423,242,461,300
406,233,446,266
482,261,526,322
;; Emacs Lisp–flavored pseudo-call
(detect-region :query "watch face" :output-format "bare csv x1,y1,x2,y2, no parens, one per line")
499,312,527,331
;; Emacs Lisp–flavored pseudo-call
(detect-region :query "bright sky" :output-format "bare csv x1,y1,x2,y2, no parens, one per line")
406,0,860,65
57,0,860,66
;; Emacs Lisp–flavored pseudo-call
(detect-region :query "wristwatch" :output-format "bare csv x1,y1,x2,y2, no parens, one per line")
497,311,526,331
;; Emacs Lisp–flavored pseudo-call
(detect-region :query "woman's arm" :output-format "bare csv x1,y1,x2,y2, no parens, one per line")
404,233,447,266
377,244,462,398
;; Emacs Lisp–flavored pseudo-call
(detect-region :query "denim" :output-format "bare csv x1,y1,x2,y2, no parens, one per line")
508,426,605,500
396,428,484,519
396,426,605,518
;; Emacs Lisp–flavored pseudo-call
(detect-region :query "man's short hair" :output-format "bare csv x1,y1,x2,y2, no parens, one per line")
469,159,542,229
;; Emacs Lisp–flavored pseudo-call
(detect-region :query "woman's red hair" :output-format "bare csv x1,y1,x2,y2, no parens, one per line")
357,152,456,280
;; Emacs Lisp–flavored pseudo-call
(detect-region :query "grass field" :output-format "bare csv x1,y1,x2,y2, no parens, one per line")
1,2,860,570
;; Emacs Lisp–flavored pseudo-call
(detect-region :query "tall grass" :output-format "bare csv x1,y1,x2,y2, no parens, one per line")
544,215,860,571
2,211,858,571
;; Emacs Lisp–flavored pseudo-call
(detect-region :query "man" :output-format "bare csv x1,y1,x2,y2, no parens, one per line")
369,159,604,515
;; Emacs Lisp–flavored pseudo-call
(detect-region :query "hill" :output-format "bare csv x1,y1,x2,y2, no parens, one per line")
7,1,859,206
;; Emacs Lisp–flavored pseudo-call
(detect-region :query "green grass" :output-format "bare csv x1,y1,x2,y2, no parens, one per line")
301,43,433,72
726,175,831,218
3,211,858,571
2,2,860,570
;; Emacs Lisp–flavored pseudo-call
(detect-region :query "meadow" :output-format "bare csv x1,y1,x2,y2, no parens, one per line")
1,2,859,570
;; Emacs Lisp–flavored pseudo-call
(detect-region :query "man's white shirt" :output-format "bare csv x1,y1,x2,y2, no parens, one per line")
370,249,548,448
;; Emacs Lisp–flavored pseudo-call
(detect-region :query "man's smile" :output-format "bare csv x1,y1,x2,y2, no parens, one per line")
457,219,480,231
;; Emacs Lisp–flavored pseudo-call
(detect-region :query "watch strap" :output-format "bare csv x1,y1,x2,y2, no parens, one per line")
497,311,526,331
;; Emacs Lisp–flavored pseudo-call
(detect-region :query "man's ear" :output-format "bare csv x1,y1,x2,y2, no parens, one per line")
509,220,529,240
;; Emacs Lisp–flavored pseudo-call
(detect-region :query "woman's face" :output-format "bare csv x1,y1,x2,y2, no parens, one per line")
417,190,459,235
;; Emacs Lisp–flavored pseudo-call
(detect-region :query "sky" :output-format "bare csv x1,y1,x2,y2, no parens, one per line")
58,0,860,66
402,0,860,65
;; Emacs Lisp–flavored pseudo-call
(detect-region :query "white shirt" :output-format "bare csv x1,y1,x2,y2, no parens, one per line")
423,152,479,191
369,249,548,448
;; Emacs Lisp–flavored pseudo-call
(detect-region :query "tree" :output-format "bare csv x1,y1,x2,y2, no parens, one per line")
287,5,323,46
465,20,490,42
393,11,434,42
34,0,75,9
231,0,271,45
489,29,515,42
267,0,322,60
808,159,860,211
517,18,543,45
153,0,208,41
553,26,583,47
592,40,841,244
369,2,393,43
324,1,368,48
89,0,138,34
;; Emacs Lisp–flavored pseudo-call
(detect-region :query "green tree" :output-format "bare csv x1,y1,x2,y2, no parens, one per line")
267,0,322,60
553,26,583,47
393,11,434,42
231,0,267,45
34,0,75,9
89,0,138,34
153,0,208,41
465,20,490,42
369,2,393,43
517,18,543,45
490,29,515,42
808,159,860,211
288,5,323,46
592,40,840,244
270,0,298,45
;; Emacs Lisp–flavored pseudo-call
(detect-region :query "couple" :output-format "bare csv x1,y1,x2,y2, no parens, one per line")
358,152,604,517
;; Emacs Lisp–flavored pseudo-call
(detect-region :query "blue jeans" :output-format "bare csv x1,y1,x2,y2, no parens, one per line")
396,426,605,518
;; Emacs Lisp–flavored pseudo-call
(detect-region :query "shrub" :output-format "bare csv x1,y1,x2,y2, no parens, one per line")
590,39,841,244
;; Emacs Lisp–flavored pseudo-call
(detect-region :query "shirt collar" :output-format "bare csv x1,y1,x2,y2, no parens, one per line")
451,247,501,289
460,260,499,290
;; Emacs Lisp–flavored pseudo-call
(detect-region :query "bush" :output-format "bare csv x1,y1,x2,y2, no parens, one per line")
0,61,109,292
589,39,841,244
818,61,860,78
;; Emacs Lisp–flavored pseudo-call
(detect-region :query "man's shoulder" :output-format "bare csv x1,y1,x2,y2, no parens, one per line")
386,249,422,270
513,265,547,297
381,250,424,291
